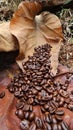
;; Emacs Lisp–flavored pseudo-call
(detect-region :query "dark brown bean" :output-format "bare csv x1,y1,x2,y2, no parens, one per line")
61,121,69,130
29,112,35,121
52,124,58,130
0,91,5,98
55,110,64,116
17,109,24,120
16,101,24,110
35,117,43,128
58,124,62,130
23,104,30,111
20,120,30,130
29,123,36,130
52,117,57,124
44,123,52,130
55,115,63,121
27,98,34,104
25,112,29,119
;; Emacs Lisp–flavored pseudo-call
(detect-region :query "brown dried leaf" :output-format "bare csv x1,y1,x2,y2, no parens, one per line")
10,1,63,75
0,22,18,52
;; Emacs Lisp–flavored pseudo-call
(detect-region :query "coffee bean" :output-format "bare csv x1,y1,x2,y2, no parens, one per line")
17,109,24,120
41,106,46,113
59,97,64,107
68,104,73,111
23,104,30,111
44,114,51,123
16,101,24,109
27,98,34,104
55,110,64,116
25,112,29,119
29,105,33,112
35,117,43,128
14,91,20,97
52,117,57,124
45,123,52,130
58,124,62,130
20,120,30,130
29,123,36,130
29,112,35,121
65,98,70,104
52,124,58,130
61,121,69,130
0,91,5,98
55,115,63,121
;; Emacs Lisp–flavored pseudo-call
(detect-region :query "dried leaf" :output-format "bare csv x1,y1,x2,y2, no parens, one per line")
0,22,18,52
10,1,63,75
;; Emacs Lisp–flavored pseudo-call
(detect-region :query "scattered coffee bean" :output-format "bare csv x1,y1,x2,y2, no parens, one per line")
55,110,64,116
7,44,71,130
29,112,35,121
45,123,52,130
0,91,5,98
20,120,30,130
35,117,43,128
52,124,58,130
29,123,36,130
24,112,29,120
17,109,24,120
61,121,69,130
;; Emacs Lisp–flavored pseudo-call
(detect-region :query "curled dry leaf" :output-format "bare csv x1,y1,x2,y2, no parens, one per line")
10,1,63,75
0,22,18,52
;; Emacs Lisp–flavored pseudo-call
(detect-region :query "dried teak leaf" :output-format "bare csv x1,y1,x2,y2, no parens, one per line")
0,22,18,52
10,1,63,75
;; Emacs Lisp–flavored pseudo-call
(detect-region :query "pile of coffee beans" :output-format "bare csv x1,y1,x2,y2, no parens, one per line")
8,44,72,130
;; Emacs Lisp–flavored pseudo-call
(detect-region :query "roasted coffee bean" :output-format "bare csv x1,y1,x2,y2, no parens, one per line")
44,104,49,110
55,115,63,121
32,89,38,95
61,121,69,130
41,106,46,113
68,104,73,111
23,104,30,111
0,91,5,98
60,90,69,98
29,105,33,112
20,120,30,130
52,124,58,130
59,97,65,107
58,124,62,130
35,117,43,128
52,117,57,124
16,109,24,120
49,107,56,114
55,110,64,116
29,123,36,130
45,114,52,123
29,112,35,121
44,114,51,123
65,98,70,104
25,112,29,119
44,123,52,130
14,91,20,97
27,98,34,104
16,101,24,109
